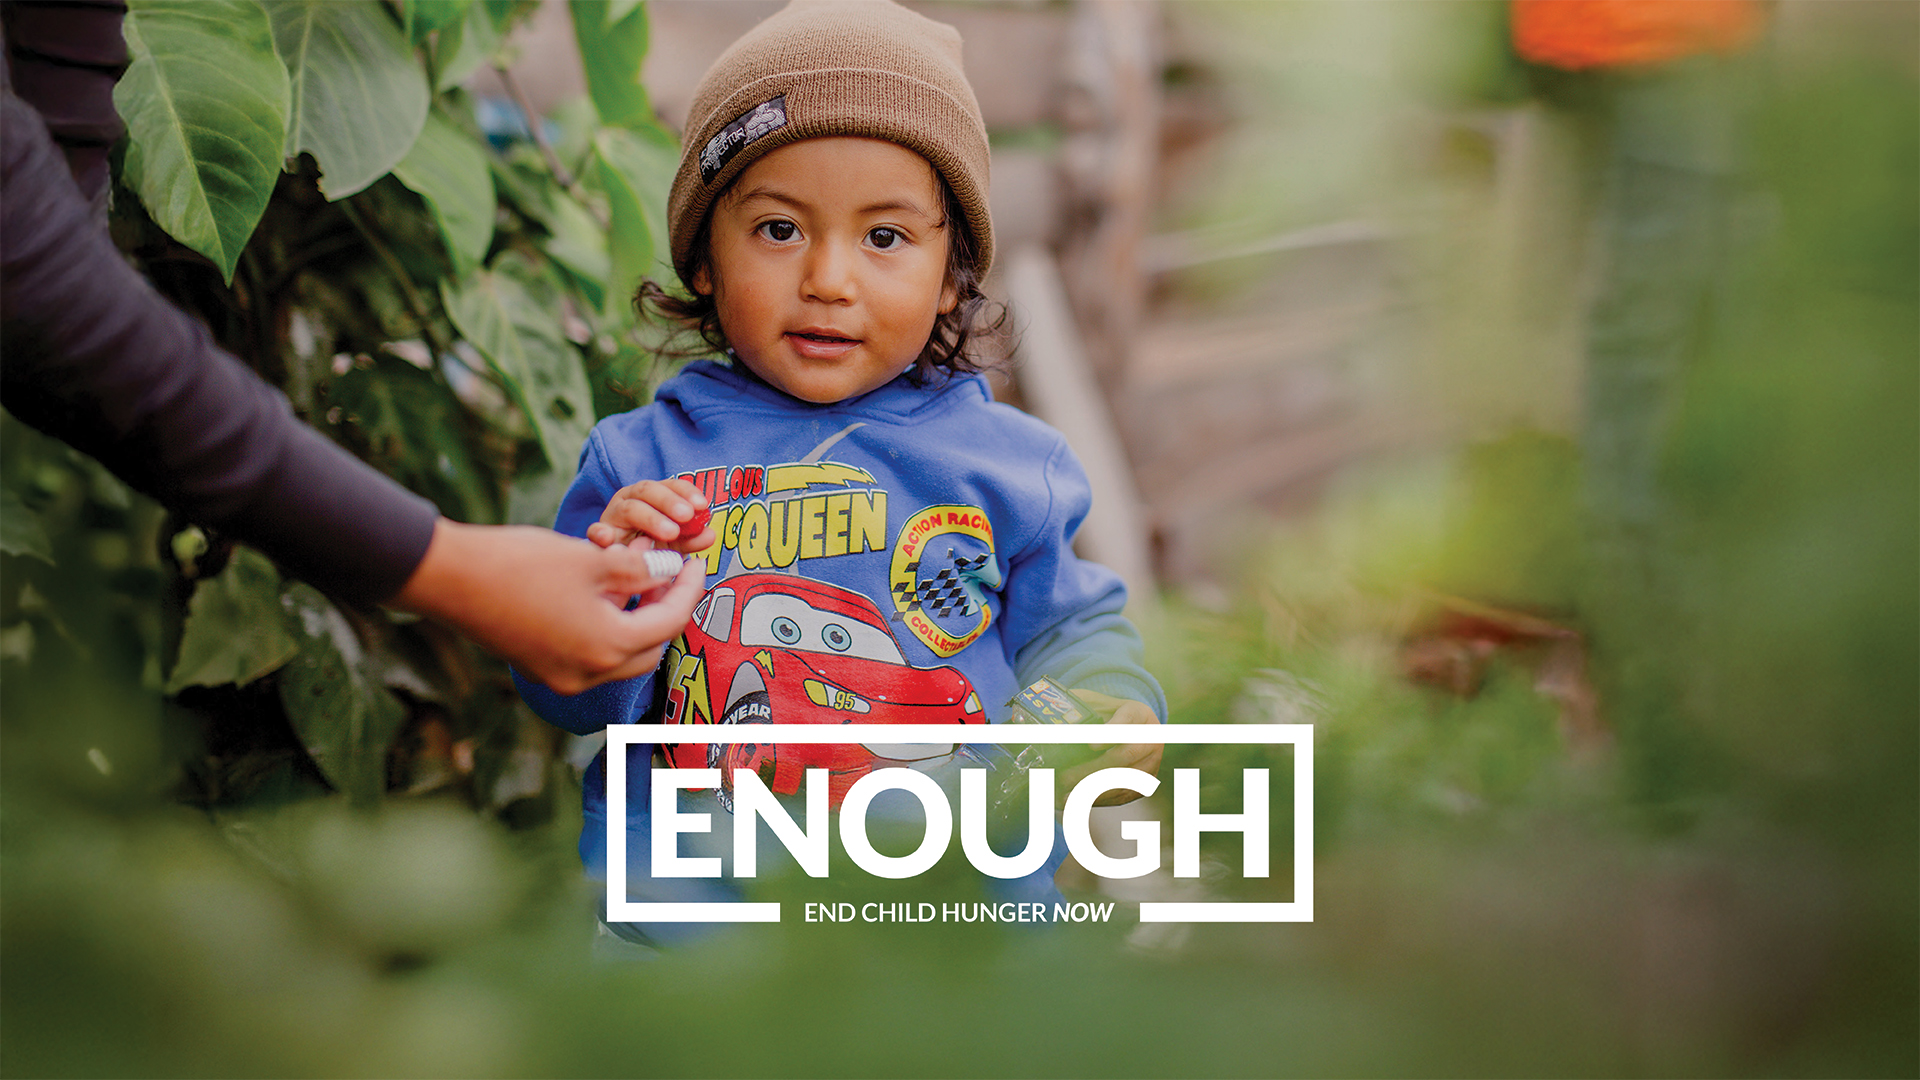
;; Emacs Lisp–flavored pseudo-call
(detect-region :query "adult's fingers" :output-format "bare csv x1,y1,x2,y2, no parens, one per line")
633,557,705,624
592,541,689,596
586,642,672,689
592,561,706,682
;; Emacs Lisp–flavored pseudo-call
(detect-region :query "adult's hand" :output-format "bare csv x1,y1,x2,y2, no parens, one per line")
393,519,705,694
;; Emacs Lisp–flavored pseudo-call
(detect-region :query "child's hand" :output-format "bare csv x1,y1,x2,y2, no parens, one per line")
1056,688,1163,807
586,478,715,554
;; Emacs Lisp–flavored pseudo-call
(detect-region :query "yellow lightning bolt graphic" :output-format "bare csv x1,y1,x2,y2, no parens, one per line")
672,648,710,724
764,462,876,492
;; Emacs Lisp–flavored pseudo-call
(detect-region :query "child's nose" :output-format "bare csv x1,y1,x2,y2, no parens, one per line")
800,240,856,304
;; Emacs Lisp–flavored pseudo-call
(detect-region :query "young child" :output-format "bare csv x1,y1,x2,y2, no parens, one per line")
515,0,1165,945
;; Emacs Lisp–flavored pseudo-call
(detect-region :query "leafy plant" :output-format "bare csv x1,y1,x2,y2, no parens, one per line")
10,0,683,815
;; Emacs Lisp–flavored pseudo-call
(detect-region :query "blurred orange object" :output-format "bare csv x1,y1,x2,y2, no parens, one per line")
1512,0,1766,70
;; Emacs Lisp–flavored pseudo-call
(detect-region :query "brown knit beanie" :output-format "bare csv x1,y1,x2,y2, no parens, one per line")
666,0,994,289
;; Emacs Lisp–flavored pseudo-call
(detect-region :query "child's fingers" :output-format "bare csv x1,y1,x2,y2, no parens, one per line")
660,480,713,545
601,479,707,542
585,521,639,548
598,495,677,541
1089,740,1161,772
1069,746,1163,807
648,479,716,553
661,524,718,555
1050,693,1162,807
644,478,711,530
1072,691,1159,752
658,476,710,516
1054,742,1162,807
1072,688,1130,716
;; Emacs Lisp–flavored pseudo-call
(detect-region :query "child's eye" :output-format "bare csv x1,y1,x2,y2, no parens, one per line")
758,221,798,242
867,227,900,249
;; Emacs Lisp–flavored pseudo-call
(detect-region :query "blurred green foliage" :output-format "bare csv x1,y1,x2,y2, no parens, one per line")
8,0,687,825
2,2,1916,1077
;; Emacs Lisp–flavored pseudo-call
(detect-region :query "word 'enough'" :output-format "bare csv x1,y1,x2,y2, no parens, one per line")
649,767,1269,881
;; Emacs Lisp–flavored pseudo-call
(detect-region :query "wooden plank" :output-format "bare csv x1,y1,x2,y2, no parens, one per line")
1005,247,1158,609
1057,0,1160,383
1144,409,1436,529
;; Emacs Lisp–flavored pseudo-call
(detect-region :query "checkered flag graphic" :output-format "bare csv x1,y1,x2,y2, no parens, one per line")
894,551,993,617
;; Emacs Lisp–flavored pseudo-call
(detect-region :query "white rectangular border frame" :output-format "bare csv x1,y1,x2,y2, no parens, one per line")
605,724,1313,924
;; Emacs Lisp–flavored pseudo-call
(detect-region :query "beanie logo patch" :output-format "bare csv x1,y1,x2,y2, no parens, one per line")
700,96,789,184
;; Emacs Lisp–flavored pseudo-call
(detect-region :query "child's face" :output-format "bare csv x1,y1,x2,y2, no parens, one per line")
694,137,958,404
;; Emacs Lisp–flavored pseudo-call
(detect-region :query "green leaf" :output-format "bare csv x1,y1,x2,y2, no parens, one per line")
0,486,55,565
482,0,525,27
591,125,678,318
167,548,298,692
392,108,496,271
405,0,474,43
570,0,653,129
268,0,430,199
324,355,502,525
486,155,551,223
431,0,504,92
542,191,611,303
115,0,289,284
546,95,602,184
278,583,406,803
506,463,571,527
441,266,596,477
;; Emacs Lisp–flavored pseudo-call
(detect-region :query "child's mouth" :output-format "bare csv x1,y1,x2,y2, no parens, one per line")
786,330,860,358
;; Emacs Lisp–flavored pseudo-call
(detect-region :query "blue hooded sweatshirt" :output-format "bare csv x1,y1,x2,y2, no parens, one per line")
515,360,1164,931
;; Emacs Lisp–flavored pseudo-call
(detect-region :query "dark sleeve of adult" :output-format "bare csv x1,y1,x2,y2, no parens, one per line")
0,90,439,605
0,0,125,210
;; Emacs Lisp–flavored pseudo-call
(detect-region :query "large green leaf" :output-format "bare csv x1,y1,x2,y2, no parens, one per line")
268,0,430,199
392,108,496,271
115,0,289,284
571,0,653,129
541,190,611,304
505,464,572,528
592,125,678,318
403,0,474,43
167,548,298,692
0,486,54,565
431,0,505,93
325,355,501,525
278,583,406,804
441,267,596,477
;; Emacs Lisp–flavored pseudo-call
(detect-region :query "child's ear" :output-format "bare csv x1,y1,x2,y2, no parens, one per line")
692,262,714,297
939,276,958,316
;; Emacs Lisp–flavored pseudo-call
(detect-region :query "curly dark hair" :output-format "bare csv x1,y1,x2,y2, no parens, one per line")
635,175,1005,387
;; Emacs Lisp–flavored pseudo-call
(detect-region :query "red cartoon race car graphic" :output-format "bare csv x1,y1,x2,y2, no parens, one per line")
657,572,985,805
